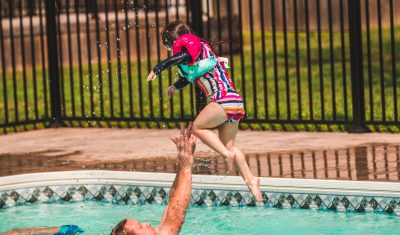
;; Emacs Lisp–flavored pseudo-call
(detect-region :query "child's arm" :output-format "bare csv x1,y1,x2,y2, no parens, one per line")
174,76,190,89
147,50,192,81
166,76,190,97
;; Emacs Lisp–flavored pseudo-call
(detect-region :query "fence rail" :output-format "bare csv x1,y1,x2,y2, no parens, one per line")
0,0,399,133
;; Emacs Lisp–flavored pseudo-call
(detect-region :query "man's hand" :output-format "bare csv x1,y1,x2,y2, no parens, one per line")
166,85,176,97
170,122,196,168
147,70,157,81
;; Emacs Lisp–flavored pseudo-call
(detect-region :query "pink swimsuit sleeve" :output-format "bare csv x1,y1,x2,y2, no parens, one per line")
172,34,202,65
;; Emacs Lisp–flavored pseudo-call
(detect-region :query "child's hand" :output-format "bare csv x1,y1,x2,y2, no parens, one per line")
166,85,176,97
147,71,157,81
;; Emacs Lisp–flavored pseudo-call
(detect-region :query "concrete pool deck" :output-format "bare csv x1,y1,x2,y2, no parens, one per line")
1,127,400,162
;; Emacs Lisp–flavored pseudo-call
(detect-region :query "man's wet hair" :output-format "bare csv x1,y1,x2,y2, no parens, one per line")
110,219,128,235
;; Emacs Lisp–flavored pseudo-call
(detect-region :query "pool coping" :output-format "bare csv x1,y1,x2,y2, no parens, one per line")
0,170,399,197
1,171,399,213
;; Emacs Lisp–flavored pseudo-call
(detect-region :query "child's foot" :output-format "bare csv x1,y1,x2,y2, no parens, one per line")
247,177,262,203
224,151,236,175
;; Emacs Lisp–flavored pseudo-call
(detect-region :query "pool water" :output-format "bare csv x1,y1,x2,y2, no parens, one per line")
0,201,399,234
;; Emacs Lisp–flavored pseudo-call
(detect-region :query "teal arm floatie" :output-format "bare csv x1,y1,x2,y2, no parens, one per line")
179,56,218,83
53,225,84,235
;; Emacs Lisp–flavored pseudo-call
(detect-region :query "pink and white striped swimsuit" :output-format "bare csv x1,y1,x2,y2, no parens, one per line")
172,33,245,123
193,42,245,123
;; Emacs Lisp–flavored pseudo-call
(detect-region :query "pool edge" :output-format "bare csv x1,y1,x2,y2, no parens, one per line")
1,170,399,197
1,171,399,214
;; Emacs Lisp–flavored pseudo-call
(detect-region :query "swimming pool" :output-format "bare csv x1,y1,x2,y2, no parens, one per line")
1,201,399,234
1,171,399,234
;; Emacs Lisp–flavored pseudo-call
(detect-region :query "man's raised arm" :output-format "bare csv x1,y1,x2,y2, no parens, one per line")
156,123,196,235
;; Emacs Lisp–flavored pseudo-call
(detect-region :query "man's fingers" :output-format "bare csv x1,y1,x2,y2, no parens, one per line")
186,122,193,138
170,136,178,145
190,136,197,143
189,136,197,147
182,136,186,150
180,122,185,136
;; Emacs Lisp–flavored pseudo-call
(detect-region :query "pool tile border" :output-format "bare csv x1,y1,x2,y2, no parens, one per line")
0,171,399,215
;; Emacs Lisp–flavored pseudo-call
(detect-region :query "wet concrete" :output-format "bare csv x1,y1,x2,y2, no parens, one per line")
0,143,399,182
0,128,399,181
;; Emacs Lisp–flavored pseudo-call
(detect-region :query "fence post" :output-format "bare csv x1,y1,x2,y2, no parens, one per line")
347,0,370,133
45,0,63,127
190,0,206,114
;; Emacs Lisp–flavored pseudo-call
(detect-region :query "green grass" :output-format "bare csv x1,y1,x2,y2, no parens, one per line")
1,26,400,133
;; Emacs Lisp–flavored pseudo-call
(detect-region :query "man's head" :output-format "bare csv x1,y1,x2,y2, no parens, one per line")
111,219,157,235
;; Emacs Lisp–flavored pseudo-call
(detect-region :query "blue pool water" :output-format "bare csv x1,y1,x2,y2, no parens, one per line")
0,201,399,234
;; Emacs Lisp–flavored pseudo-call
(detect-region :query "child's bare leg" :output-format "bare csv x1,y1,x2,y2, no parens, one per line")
192,102,236,173
218,122,262,203
231,147,262,202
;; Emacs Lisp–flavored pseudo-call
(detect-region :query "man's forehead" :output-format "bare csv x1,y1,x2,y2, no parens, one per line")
126,219,141,226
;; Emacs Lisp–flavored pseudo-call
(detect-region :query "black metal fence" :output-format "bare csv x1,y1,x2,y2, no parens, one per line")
0,0,399,133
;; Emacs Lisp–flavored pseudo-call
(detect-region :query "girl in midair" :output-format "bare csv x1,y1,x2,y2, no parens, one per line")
147,21,262,202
